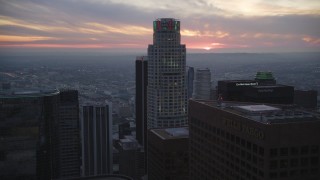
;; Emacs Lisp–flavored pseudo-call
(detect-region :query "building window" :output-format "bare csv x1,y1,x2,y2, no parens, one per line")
259,170,264,177
236,136,240,145
247,142,252,150
279,171,288,177
259,147,264,156
289,170,299,177
270,148,278,157
269,172,277,178
301,146,309,155
310,157,319,166
290,158,299,167
310,145,319,154
310,168,319,175
269,160,278,169
301,157,309,167
300,169,308,175
280,148,288,156
241,139,245,147
280,159,288,168
290,147,299,156
253,144,258,153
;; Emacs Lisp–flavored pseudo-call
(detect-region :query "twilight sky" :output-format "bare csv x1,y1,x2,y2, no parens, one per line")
0,0,319,53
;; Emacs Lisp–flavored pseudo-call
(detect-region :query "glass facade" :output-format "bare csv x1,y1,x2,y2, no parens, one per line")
147,18,188,128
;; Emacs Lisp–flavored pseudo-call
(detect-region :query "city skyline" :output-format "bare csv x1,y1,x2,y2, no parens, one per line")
0,0,320,53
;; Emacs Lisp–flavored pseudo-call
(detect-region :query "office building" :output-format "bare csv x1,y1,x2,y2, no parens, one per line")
65,174,133,180
193,68,211,100
187,66,194,99
55,90,81,178
0,89,81,180
294,90,318,109
189,99,320,180
147,18,188,128
148,127,189,180
81,102,113,176
217,80,294,104
118,136,145,180
135,56,148,175
254,71,276,85
135,56,148,146
118,121,131,139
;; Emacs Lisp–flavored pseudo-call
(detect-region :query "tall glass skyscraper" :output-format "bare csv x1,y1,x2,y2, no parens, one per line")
193,68,211,100
80,102,113,176
0,89,81,180
147,18,187,128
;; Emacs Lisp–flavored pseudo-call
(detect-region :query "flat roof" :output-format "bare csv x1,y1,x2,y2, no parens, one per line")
219,80,256,83
151,127,189,140
165,128,189,137
236,105,280,112
0,89,60,98
64,175,133,180
197,100,319,124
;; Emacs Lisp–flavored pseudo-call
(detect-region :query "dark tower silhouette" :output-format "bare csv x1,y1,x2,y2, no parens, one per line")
135,56,148,174
0,89,81,180
135,56,148,146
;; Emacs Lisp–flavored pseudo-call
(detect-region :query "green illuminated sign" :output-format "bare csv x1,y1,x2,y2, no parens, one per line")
153,19,180,31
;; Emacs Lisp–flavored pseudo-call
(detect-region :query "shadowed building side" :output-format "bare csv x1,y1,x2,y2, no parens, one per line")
189,99,320,180
81,102,113,177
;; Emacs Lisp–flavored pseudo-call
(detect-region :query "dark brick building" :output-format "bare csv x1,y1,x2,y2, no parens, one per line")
217,80,294,104
148,127,189,180
189,99,320,180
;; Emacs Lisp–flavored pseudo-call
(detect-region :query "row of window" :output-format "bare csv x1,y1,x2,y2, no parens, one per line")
190,118,265,156
270,146,319,157
269,157,319,169
269,168,318,178
190,118,267,180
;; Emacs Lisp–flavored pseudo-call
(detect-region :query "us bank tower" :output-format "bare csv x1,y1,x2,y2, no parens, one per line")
147,18,187,128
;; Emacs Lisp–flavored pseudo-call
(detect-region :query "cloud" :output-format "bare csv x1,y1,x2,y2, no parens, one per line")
0,0,319,52
181,29,229,38
302,36,320,45
85,22,152,35
0,35,58,42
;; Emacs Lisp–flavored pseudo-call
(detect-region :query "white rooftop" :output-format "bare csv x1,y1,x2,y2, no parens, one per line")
165,127,189,137
236,105,280,112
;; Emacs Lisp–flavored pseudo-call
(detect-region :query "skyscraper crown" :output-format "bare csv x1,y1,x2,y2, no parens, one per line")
153,18,180,32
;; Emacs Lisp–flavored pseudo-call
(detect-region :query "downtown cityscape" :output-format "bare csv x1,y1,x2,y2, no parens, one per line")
1,1,320,180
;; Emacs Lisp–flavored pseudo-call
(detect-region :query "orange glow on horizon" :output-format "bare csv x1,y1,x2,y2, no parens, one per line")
0,43,145,49
0,35,58,42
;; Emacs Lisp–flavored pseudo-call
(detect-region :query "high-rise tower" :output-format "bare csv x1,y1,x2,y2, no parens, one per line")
135,56,148,146
147,18,187,128
187,66,194,99
56,90,81,178
81,102,113,176
0,89,81,180
193,68,211,100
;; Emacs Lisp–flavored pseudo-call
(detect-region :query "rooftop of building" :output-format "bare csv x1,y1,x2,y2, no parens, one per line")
255,71,275,80
60,175,133,180
0,88,60,98
155,18,179,21
196,68,210,71
119,136,141,150
151,127,189,140
218,80,291,88
81,100,111,107
196,100,320,125
219,80,257,83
